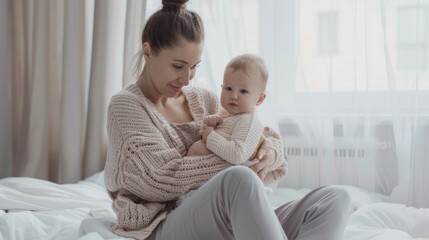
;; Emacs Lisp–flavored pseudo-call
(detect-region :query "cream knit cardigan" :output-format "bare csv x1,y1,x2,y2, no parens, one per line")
104,84,287,240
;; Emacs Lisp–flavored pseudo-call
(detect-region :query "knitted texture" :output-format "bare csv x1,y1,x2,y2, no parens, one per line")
206,112,264,164
104,84,287,239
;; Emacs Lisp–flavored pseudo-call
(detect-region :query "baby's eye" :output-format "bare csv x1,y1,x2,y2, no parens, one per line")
239,89,249,94
224,86,232,91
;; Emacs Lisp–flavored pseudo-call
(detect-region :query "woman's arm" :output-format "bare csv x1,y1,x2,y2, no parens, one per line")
116,134,230,201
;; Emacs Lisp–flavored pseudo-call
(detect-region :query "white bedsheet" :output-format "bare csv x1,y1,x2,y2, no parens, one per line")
344,203,429,240
0,172,121,240
1,172,428,240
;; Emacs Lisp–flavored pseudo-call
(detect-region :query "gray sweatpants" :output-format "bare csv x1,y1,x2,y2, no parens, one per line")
151,166,351,240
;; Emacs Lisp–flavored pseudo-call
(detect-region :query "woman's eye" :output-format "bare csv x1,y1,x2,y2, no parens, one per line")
191,64,200,69
173,64,183,69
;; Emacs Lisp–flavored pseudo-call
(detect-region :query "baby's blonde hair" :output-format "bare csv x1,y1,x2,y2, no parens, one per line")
225,53,268,91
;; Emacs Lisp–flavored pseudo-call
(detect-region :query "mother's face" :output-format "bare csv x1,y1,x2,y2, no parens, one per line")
143,38,204,97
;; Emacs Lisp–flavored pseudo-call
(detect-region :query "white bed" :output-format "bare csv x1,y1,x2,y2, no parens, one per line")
1,172,428,240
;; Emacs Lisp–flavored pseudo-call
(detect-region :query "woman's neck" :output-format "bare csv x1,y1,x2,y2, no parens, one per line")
136,72,192,123
136,70,193,123
136,70,168,106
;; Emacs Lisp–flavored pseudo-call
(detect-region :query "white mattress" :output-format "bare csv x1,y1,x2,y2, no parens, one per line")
1,172,428,240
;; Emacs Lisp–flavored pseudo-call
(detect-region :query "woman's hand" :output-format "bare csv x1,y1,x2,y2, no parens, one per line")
249,135,276,180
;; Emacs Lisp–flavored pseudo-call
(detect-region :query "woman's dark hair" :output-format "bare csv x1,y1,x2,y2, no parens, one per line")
142,0,204,55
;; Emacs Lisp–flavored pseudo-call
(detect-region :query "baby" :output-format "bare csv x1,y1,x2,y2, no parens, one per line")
188,53,269,174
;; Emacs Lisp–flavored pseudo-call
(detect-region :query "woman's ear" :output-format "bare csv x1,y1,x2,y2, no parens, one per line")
143,42,151,61
256,93,266,106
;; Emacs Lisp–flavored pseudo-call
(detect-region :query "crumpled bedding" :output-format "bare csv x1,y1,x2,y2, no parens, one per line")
1,172,428,240
343,202,429,240
0,172,117,240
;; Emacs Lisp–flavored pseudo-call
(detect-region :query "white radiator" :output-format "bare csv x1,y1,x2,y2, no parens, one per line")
277,120,398,194
278,136,380,190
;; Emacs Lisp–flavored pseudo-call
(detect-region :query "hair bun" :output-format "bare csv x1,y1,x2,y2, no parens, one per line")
162,0,188,11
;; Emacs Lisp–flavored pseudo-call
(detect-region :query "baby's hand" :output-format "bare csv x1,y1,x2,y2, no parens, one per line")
198,124,214,142
203,115,223,127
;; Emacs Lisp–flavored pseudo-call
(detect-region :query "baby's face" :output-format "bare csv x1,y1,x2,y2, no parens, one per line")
220,68,266,115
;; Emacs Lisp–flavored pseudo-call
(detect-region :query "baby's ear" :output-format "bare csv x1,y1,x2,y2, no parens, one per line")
256,93,266,106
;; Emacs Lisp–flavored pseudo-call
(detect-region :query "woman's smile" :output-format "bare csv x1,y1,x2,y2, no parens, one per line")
169,83,182,93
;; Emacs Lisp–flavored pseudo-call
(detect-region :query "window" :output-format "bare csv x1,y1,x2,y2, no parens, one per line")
261,0,429,113
397,6,428,72
318,12,338,55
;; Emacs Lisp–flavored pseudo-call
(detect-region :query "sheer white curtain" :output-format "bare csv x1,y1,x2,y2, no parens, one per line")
268,0,429,208
192,0,429,208
0,0,146,183
186,0,262,99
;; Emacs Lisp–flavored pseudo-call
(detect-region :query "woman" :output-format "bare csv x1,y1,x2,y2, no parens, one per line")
104,0,352,239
